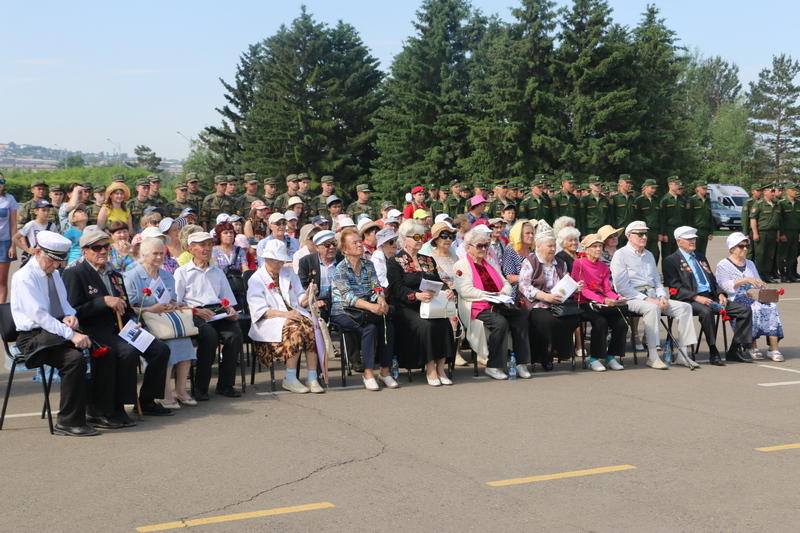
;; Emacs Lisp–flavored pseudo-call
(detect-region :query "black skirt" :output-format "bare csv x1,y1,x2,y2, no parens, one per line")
393,305,455,369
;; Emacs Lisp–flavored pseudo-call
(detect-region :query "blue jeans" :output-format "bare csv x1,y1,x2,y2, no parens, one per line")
331,313,388,369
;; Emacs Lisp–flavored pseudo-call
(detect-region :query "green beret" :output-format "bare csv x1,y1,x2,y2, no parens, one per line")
320,175,335,184
642,179,658,187
355,184,371,193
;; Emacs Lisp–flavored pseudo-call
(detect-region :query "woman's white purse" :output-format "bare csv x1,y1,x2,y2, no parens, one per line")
420,292,457,319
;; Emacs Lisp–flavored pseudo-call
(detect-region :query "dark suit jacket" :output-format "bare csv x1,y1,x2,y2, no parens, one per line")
662,250,721,302
297,251,343,317
62,260,135,334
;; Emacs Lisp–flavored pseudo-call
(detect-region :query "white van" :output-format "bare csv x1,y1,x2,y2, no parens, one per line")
708,183,749,213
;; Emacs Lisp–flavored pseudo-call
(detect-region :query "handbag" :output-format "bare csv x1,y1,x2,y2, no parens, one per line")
420,292,457,319
141,309,199,340
343,306,384,326
549,300,581,317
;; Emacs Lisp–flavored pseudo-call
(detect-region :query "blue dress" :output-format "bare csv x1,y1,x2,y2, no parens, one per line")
123,264,196,365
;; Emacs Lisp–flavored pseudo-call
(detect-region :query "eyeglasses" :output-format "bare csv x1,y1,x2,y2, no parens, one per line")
438,232,455,240
320,241,336,248
472,243,490,249
385,239,398,247
408,234,425,242
89,243,110,252
629,232,648,237
735,243,750,249
272,221,287,226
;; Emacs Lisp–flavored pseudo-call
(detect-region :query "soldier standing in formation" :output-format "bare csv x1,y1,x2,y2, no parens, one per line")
741,184,761,262
487,181,510,218
751,184,781,283
262,176,280,211
201,175,228,230
126,178,151,230
659,177,684,257
634,179,661,262
296,173,313,212
185,173,205,213
551,174,580,223
610,174,636,246
518,178,551,222
85,186,105,227
686,180,714,256
309,175,335,218
581,176,610,233
778,183,800,282
443,179,463,217
274,174,301,213
18,180,58,230
241,173,264,211
346,184,378,221
170,181,193,218
147,175,169,213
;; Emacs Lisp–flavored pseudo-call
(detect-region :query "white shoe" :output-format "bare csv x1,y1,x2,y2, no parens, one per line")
635,344,646,351
674,353,700,369
157,399,181,409
362,377,380,391
748,348,766,360
282,379,310,394
427,376,442,387
576,347,587,358
477,356,489,367
438,374,453,386
455,354,469,366
307,379,325,393
606,357,624,371
516,364,532,379
378,374,399,389
646,358,669,370
485,367,508,380
589,359,606,372
175,395,197,406
767,350,785,362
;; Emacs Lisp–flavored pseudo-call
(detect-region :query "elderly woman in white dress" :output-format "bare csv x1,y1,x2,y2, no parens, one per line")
247,239,324,393
715,232,784,361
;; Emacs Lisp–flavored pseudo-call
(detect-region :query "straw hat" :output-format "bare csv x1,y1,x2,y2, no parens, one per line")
597,224,623,242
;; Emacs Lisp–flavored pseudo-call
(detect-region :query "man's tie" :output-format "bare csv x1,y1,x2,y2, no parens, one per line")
690,254,708,287
47,273,65,320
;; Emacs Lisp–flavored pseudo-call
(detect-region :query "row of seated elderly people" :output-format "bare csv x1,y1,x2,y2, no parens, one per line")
8,213,785,437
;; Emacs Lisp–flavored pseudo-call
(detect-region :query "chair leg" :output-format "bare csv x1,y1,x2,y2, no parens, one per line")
250,344,257,385
0,363,17,430
473,350,479,377
340,332,349,388
270,364,276,392
722,315,729,351
41,366,54,419
39,367,54,435
631,325,638,365
239,343,246,393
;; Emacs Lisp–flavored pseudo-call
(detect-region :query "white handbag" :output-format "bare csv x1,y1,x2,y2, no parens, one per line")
420,292,457,319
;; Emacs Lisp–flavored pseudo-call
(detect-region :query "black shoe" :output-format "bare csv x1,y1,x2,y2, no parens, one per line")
54,424,100,437
541,361,554,372
727,345,753,363
215,386,242,398
709,348,726,366
765,277,780,284
140,402,174,416
195,391,210,401
109,412,137,428
86,416,124,429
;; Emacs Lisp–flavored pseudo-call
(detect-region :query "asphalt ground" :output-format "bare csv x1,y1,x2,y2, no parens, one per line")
2,237,800,532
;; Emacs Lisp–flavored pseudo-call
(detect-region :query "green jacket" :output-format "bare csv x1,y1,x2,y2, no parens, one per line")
686,194,713,232
778,198,800,232
659,193,685,235
610,192,635,230
580,193,610,232
751,199,780,231
633,194,660,233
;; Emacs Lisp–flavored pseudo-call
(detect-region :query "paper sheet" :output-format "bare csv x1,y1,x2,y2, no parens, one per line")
550,274,579,300
484,293,514,305
118,319,155,353
419,279,444,296
207,312,231,322
148,277,171,304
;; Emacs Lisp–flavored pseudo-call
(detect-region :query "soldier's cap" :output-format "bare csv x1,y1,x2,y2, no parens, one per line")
576,183,588,191
787,182,800,190
502,203,517,211
37,231,71,261
175,181,188,190
531,179,544,188
213,175,227,185
92,185,106,194
587,175,602,184
286,174,300,182
50,184,65,193
243,173,258,184
693,180,708,188
326,194,342,206
535,173,548,181
474,182,488,189
33,199,52,209
263,176,280,186
320,175,335,183
296,172,309,181
428,183,439,190
180,207,198,217
494,181,508,188
667,175,682,185
356,184,371,193
449,178,461,187
185,172,198,181
79,227,110,248
112,173,126,182
31,179,48,188
772,181,784,190
135,177,150,187
225,175,238,183
758,183,772,191
618,173,632,182
148,175,161,183
642,179,658,187
287,196,304,207
561,173,575,183
380,200,395,210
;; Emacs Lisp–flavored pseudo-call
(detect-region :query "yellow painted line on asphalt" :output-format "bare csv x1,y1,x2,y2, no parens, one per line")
135,502,335,532
486,465,637,487
756,443,800,452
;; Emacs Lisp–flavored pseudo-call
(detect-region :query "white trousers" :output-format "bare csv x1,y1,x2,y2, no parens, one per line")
626,298,697,350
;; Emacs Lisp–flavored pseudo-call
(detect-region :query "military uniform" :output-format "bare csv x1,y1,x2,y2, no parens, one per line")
186,190,204,213
517,194,549,223
85,201,101,226
686,190,713,256
550,191,580,225
751,197,781,279
778,193,800,280
17,199,58,230
346,201,378,221
659,191,685,257
581,192,610,234
609,191,635,244
126,197,150,229
634,189,661,262
741,194,758,261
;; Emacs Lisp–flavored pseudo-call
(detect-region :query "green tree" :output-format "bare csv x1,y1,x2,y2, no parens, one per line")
557,0,640,176
372,0,486,198
182,132,227,186
127,145,162,172
464,0,565,180
59,154,85,169
747,53,800,178
704,102,754,184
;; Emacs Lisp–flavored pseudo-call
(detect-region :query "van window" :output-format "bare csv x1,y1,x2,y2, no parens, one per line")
731,197,745,206
722,197,734,208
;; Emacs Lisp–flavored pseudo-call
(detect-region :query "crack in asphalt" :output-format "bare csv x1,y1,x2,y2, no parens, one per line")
178,394,387,523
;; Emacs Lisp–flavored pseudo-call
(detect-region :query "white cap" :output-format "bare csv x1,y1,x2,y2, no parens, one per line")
187,232,213,245
325,194,341,206
284,210,298,221
37,230,71,260
337,216,355,228
674,226,698,240
313,230,336,246
215,213,230,225
268,212,286,225
625,220,649,235
141,227,166,240
157,217,175,234
260,239,290,262
357,218,374,232
434,214,452,224
376,227,398,247
287,196,304,207
726,232,749,250
472,224,492,235
384,217,400,226
386,209,402,219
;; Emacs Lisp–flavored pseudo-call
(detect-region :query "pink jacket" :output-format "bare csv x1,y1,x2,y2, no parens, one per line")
571,257,619,304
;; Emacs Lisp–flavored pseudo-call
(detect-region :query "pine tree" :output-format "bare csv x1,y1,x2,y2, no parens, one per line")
747,54,800,178
557,0,640,177
372,0,485,198
465,0,564,180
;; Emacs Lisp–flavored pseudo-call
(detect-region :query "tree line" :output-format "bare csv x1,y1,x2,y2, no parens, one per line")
190,0,800,201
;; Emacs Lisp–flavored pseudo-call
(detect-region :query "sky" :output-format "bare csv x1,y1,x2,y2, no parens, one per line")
3,0,798,161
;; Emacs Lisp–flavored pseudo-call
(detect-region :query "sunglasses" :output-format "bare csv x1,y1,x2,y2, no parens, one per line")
89,243,111,252
629,232,648,237
438,232,455,240
735,243,749,249
408,234,425,242
320,241,336,248
272,221,287,226
472,243,490,249
384,239,398,247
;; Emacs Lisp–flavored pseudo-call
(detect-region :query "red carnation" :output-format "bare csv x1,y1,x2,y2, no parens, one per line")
668,288,678,296
90,347,109,358
576,252,586,258
268,282,276,290
722,316,731,322
719,309,727,316
373,287,383,294
778,288,785,296
221,298,230,307
456,270,463,277
142,288,152,296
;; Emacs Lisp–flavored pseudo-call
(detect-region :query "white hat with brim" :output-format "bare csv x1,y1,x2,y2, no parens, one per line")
37,230,71,261
674,226,698,240
624,221,649,235
187,232,214,245
376,227,398,247
434,214,452,224
284,210,298,221
141,227,166,240
268,212,286,225
386,209,402,219
158,217,175,233
726,232,749,250
260,238,290,262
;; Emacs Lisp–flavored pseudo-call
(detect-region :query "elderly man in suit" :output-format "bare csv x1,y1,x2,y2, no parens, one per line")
62,227,172,428
297,230,342,321
663,226,754,365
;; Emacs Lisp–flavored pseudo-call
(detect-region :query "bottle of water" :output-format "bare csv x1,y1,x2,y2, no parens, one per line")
390,355,399,380
663,339,673,366
508,352,518,380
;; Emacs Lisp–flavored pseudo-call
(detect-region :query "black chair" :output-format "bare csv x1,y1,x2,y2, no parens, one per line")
0,303,55,434
327,321,353,388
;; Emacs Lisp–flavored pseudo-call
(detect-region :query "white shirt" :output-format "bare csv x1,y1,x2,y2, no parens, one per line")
174,259,237,308
610,243,666,301
370,249,389,287
10,257,76,340
292,245,311,273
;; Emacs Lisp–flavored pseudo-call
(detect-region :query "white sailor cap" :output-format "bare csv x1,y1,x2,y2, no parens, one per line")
37,230,71,261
